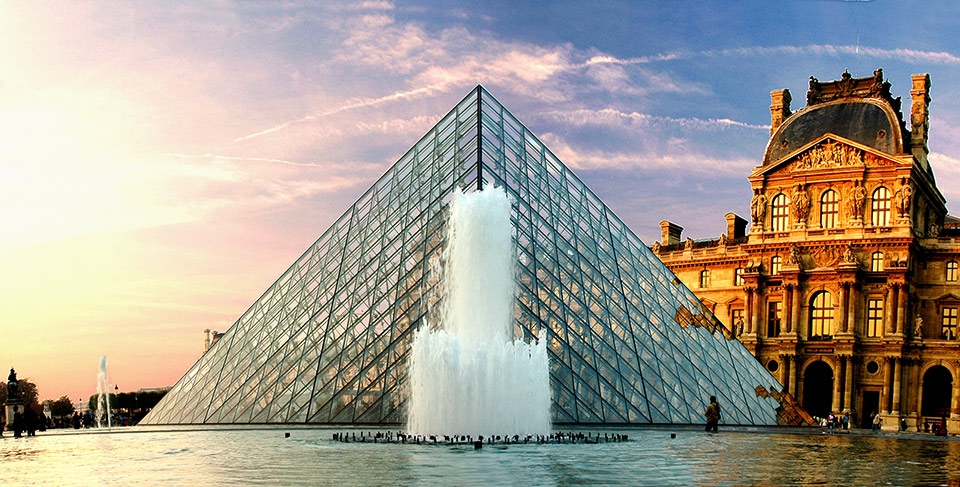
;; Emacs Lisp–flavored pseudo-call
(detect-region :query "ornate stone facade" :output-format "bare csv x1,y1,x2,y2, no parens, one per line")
655,70,960,433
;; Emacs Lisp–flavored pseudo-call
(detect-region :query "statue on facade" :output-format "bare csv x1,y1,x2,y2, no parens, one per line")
7,367,18,399
717,233,727,246
914,315,924,340
868,68,885,97
788,245,803,265
806,76,822,105
651,241,661,254
894,178,913,219
793,183,810,224
750,189,767,227
849,180,866,221
684,237,694,251
842,243,857,264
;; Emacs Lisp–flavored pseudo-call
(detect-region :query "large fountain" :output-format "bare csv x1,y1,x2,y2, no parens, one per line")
96,355,112,428
406,186,551,437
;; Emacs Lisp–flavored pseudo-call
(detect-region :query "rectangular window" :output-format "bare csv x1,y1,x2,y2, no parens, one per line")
767,301,782,338
772,194,790,232
872,187,891,227
866,298,883,337
770,256,782,275
942,307,958,340
820,190,838,229
734,267,745,286
947,261,958,282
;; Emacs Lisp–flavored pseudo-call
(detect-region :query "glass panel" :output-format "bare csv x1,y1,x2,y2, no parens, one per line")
143,87,781,428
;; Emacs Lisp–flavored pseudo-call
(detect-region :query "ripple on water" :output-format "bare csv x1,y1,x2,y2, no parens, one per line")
2,427,960,486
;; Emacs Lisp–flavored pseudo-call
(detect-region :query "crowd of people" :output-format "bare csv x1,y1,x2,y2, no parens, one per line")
818,411,852,431
330,430,629,445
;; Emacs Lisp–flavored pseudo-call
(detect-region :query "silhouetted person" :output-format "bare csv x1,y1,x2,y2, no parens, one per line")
24,408,38,436
12,406,23,438
704,396,721,432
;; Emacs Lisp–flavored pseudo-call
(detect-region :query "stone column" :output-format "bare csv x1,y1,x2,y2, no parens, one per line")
790,355,798,396
882,357,893,415
792,285,802,337
846,285,857,334
911,360,921,416
896,285,907,335
750,288,762,335
884,286,895,337
837,284,847,335
745,288,754,335
832,360,843,413
780,356,789,389
892,358,902,416
784,285,794,334
843,356,854,412
952,375,960,419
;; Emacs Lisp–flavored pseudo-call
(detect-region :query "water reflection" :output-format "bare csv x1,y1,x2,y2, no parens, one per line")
1,427,960,486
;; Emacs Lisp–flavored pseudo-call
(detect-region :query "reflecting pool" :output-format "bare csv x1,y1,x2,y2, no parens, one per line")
2,426,959,486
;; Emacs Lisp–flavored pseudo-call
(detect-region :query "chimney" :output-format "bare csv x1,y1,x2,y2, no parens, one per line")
769,89,792,135
725,213,748,240
910,73,931,165
659,220,683,246
204,329,211,351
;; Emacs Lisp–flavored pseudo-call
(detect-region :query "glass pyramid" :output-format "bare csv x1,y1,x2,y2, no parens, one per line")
142,87,781,426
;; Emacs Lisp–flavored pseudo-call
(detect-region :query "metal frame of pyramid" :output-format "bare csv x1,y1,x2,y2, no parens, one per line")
142,86,782,426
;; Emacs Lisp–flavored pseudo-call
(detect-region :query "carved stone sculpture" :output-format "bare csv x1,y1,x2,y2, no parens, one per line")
750,189,767,228
792,184,810,224
849,180,866,221
895,178,913,219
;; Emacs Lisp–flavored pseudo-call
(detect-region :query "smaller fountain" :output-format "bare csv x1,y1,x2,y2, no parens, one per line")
96,356,112,428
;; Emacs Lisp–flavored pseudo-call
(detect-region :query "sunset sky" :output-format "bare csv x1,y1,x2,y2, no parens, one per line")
4,1,960,404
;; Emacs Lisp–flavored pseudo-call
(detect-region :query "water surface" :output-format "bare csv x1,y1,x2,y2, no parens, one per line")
2,426,958,486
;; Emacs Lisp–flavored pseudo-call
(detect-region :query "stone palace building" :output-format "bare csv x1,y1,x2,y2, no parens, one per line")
654,69,960,432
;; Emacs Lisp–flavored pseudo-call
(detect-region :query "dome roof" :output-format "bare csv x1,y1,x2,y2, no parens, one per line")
764,98,904,166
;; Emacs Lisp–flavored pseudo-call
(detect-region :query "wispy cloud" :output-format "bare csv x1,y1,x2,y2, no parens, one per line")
706,45,960,65
580,44,960,66
536,108,769,131
231,84,450,143
166,153,327,167
538,132,756,175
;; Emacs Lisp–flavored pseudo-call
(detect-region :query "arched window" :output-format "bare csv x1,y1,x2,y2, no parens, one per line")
771,193,790,232
871,252,884,272
810,291,834,338
770,255,782,275
872,186,891,226
820,189,839,229
699,269,710,288
946,261,958,282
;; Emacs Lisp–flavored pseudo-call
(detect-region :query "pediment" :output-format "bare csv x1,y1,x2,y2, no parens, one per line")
934,293,960,304
725,297,744,307
753,134,903,178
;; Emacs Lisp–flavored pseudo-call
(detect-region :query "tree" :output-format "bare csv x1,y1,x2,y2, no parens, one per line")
49,395,75,420
88,393,118,415
2,379,41,413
